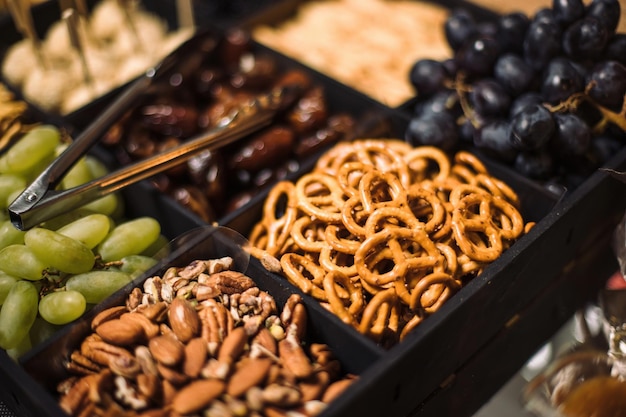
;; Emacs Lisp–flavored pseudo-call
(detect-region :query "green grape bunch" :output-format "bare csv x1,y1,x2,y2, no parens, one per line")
0,124,166,359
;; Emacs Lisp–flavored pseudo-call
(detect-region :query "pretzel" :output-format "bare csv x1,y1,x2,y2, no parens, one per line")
250,139,531,346
323,271,365,326
451,193,524,262
280,253,328,300
358,287,400,342
295,173,345,223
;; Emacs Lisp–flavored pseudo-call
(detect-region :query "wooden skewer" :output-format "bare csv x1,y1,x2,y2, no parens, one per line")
6,0,47,69
63,8,94,89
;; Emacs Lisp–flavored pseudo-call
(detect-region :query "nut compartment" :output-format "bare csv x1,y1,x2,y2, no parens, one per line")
16,226,381,417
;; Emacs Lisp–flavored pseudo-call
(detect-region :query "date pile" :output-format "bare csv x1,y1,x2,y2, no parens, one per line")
247,139,533,346
406,0,626,190
58,257,356,417
101,29,357,223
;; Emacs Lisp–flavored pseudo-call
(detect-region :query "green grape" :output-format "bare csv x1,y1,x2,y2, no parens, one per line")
141,234,169,258
0,245,47,280
0,272,18,304
84,155,109,178
0,280,38,350
24,228,95,274
38,290,86,325
0,174,26,209
29,317,61,347
0,220,25,250
0,125,61,176
40,208,101,231
6,330,31,360
118,255,158,278
56,213,111,249
97,217,161,262
80,193,121,217
61,156,93,190
65,270,132,304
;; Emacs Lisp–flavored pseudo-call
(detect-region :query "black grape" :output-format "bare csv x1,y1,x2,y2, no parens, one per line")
509,103,555,151
586,0,621,35
586,60,626,110
496,12,530,54
469,79,511,118
413,90,461,118
551,112,592,160
523,20,562,71
562,16,609,61
494,53,536,97
514,150,555,180
604,34,626,65
455,36,500,78
445,9,477,51
510,92,545,118
405,112,458,152
473,120,518,163
540,57,584,104
534,8,558,25
409,59,450,97
591,134,624,164
552,0,585,26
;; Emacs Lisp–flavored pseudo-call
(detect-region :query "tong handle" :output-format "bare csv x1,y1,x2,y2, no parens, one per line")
8,92,277,230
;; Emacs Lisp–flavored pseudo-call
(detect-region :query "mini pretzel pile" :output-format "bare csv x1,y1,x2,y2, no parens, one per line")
248,139,533,346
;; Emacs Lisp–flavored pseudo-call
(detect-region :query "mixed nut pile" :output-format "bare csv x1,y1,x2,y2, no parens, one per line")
57,257,357,416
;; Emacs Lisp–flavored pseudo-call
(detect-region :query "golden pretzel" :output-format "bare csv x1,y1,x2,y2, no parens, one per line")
280,253,328,300
323,271,365,326
403,146,451,183
452,193,524,262
249,139,531,345
358,287,400,342
255,181,299,256
408,271,461,314
295,173,345,223
355,228,440,288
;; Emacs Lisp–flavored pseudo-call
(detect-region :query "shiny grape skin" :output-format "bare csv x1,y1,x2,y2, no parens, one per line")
496,12,530,54
469,79,511,118
585,0,621,35
494,53,536,97
510,92,544,118
552,0,585,26
523,20,562,71
413,89,461,118
409,59,450,97
540,57,584,104
405,112,458,152
509,103,555,151
562,16,609,61
473,119,518,163
455,36,500,78
445,9,477,51
585,60,626,110
551,113,592,158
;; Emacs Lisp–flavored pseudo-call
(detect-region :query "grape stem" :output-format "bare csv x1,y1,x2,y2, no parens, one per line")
454,72,482,129
545,82,626,134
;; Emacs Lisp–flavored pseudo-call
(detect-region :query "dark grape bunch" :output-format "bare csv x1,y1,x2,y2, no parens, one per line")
406,0,626,191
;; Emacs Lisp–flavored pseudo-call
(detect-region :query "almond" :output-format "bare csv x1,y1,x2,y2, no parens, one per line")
149,335,184,367
217,327,247,364
95,318,145,346
168,297,200,343
171,379,225,414
227,357,273,397
183,337,208,378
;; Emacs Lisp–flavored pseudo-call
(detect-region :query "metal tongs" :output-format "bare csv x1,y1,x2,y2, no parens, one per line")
8,29,302,230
